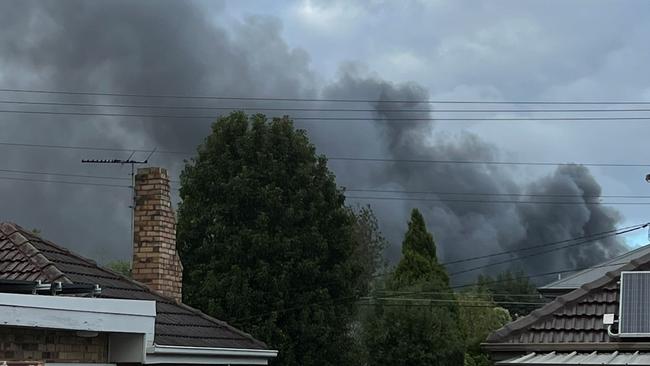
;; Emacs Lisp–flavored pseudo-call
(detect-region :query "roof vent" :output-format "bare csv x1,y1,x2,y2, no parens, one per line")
619,271,650,337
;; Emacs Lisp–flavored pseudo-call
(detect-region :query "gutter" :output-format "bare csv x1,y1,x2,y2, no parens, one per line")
145,344,278,364
148,344,278,358
481,342,650,353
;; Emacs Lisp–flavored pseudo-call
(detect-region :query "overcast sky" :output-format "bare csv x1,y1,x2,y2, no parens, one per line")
229,0,650,246
1,0,650,285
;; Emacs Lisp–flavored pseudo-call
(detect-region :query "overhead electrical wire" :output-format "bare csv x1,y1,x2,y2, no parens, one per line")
2,141,650,168
440,223,647,266
2,166,650,204
5,99,650,113
346,195,650,205
5,108,650,121
2,166,650,203
235,258,635,321
344,188,650,199
447,225,647,277
0,167,131,181
0,176,131,188
328,156,650,168
234,224,645,305
3,87,650,105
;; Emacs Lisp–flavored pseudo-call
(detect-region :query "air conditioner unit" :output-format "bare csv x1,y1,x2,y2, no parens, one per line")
618,271,650,337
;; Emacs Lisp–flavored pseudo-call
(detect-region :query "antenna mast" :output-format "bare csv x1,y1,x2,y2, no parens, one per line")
82,149,156,244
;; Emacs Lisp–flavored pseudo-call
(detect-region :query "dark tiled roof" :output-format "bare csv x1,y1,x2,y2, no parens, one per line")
484,249,650,351
0,222,267,350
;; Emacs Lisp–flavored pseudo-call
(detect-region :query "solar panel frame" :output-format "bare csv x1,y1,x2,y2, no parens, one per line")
619,271,650,337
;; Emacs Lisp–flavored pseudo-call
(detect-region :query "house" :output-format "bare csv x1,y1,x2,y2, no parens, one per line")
0,167,277,365
483,244,650,365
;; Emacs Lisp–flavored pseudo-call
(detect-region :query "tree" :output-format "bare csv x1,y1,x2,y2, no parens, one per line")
347,205,389,365
477,270,540,318
177,112,362,366
363,209,465,366
348,204,388,296
457,290,511,366
106,260,132,278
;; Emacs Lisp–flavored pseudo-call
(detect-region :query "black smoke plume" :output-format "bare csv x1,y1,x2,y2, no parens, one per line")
0,1,627,283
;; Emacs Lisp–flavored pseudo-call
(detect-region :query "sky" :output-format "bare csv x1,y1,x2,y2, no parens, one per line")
1,0,650,285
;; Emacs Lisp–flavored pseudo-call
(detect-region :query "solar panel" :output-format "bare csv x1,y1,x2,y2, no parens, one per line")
619,271,650,336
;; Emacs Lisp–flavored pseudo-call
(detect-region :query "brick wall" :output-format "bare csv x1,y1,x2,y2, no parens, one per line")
0,326,108,363
132,167,183,302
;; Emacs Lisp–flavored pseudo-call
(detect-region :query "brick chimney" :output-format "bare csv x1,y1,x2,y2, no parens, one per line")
132,167,183,302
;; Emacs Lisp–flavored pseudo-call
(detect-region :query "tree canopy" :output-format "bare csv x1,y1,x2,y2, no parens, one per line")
363,208,465,366
477,270,540,318
176,111,363,366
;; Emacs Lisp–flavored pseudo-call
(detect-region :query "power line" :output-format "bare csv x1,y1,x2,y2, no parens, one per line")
448,225,646,277
346,195,650,205
345,188,650,199
3,140,650,168
239,257,636,321
6,99,650,113
3,87,650,105
374,290,544,298
6,108,650,121
305,156,650,168
0,175,131,188
360,297,546,306
0,167,131,181
440,223,647,266
5,164,650,200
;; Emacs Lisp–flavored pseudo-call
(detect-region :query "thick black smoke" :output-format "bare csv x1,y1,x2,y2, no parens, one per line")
0,1,627,282
323,71,627,282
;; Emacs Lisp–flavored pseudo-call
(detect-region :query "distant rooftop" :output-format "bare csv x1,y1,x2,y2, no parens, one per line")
539,243,650,295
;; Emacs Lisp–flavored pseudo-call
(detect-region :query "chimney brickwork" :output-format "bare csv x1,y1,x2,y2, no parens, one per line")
132,167,183,302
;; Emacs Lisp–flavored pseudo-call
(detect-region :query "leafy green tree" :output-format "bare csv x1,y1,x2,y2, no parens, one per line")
347,205,389,365
348,204,388,296
477,270,541,318
177,112,362,366
363,209,465,366
458,290,511,366
106,260,132,278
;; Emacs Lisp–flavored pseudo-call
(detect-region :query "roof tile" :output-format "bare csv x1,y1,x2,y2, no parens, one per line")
485,245,650,351
0,222,268,350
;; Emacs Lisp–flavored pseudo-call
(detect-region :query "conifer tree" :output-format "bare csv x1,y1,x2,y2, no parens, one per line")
363,209,465,366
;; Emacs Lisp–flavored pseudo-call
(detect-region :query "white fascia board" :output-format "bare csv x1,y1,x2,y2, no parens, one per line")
46,364,116,366
145,344,278,365
0,292,156,337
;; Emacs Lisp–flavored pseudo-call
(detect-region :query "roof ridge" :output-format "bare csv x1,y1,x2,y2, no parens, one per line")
0,222,71,284
540,244,650,290
485,249,650,345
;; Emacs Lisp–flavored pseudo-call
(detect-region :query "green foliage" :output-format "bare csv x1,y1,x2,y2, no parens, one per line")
106,260,132,278
346,205,390,365
177,112,362,366
477,270,540,318
362,209,465,366
458,289,511,366
392,209,449,291
348,204,388,296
